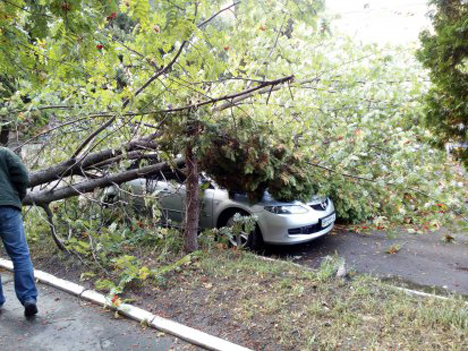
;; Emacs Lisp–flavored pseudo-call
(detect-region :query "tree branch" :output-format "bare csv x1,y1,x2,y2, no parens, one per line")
197,1,240,28
0,104,80,116
28,134,159,188
308,161,468,223
41,204,66,250
72,41,188,158
161,75,294,114
13,115,110,152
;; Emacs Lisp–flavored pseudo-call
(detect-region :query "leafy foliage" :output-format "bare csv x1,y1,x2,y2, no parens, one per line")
25,196,199,292
199,115,316,203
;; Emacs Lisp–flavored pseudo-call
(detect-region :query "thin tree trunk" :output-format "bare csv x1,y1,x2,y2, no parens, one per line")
41,205,66,250
0,124,9,146
183,142,199,252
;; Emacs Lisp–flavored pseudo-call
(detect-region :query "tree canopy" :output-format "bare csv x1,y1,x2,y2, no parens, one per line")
417,0,468,167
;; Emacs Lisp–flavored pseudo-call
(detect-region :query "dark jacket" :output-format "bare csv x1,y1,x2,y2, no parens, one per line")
0,147,29,210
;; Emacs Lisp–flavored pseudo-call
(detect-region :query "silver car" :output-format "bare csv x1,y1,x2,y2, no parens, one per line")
107,169,336,249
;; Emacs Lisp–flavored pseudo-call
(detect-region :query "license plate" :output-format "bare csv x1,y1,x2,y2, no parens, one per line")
321,213,336,228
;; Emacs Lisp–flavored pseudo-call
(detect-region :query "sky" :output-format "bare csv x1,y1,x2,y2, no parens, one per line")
325,0,433,45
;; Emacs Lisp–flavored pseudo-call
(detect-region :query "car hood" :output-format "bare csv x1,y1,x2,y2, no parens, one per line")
230,191,307,207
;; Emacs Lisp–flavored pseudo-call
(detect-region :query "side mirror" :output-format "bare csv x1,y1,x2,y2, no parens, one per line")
200,180,214,190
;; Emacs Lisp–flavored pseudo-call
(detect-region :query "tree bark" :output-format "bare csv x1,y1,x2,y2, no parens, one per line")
183,142,199,252
0,124,9,146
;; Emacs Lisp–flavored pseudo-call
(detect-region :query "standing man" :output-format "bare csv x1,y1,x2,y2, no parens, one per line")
0,146,38,317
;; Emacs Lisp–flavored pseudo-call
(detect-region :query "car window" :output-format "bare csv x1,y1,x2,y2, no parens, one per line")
150,169,187,183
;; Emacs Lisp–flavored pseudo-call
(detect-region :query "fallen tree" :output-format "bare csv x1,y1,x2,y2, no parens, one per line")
3,0,468,258
24,155,184,250
19,72,297,252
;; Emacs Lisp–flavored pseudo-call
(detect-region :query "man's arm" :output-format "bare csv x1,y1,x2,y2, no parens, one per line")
6,149,29,199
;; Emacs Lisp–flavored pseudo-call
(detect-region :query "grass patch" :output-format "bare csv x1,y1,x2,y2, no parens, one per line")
190,251,468,350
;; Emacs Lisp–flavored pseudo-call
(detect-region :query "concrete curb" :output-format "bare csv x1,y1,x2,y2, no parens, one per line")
0,258,252,351
388,285,464,302
390,285,450,300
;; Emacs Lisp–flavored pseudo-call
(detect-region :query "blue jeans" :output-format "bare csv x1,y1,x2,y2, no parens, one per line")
0,206,37,306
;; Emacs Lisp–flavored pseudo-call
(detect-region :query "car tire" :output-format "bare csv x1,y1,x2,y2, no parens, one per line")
223,211,264,251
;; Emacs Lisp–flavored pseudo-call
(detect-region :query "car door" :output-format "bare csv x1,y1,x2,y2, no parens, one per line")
149,170,186,225
159,181,215,228
199,182,215,228
155,180,185,224
151,171,215,228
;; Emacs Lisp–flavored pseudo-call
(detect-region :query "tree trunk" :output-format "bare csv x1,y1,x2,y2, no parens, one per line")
183,142,199,252
0,124,9,146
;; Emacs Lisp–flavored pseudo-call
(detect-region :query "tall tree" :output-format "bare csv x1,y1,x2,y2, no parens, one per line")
417,0,468,167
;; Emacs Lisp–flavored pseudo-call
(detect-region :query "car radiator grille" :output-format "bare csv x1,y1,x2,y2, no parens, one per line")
288,221,332,235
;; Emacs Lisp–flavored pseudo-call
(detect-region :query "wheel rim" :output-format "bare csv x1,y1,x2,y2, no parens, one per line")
226,215,250,248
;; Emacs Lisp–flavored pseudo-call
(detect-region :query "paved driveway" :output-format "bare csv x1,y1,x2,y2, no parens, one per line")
265,226,468,296
0,271,202,351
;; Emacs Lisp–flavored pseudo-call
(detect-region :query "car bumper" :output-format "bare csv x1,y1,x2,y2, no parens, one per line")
266,223,334,245
257,208,335,245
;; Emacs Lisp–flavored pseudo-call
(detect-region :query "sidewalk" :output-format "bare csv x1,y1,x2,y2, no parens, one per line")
0,271,202,351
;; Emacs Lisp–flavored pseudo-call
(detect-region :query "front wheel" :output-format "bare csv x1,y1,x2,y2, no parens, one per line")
225,213,264,251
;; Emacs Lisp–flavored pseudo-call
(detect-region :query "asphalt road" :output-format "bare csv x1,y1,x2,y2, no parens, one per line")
265,226,468,296
0,271,202,351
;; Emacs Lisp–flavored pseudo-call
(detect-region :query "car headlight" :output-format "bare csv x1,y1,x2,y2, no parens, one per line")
264,205,308,214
